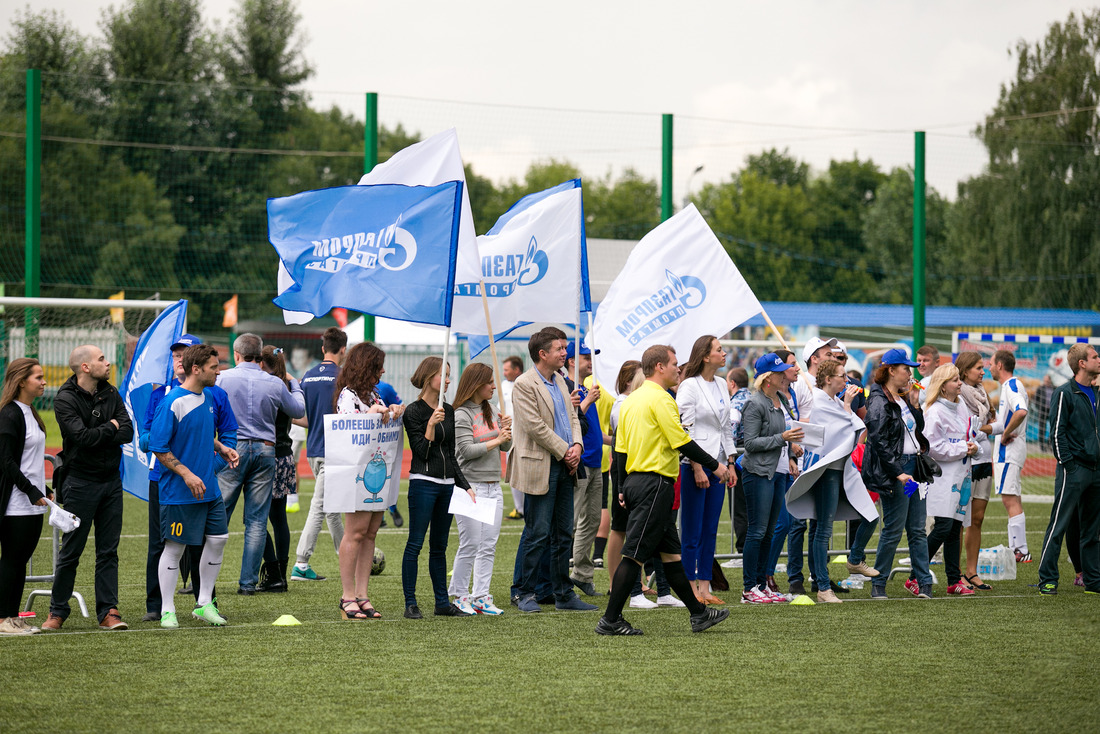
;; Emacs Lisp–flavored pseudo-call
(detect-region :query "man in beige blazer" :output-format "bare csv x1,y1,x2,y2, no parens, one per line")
507,328,596,612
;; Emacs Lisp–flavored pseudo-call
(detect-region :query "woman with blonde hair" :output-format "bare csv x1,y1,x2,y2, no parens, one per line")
904,363,979,596
402,357,475,619
955,350,995,590
0,359,49,635
449,362,512,615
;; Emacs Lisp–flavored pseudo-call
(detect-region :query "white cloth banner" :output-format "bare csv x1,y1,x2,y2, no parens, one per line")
786,390,877,522
323,414,405,513
591,205,763,395
452,181,586,353
279,128,481,326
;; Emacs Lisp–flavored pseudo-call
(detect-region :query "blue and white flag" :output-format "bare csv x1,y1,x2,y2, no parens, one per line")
456,180,590,357
277,129,481,327
269,182,464,326
119,299,187,501
591,205,763,395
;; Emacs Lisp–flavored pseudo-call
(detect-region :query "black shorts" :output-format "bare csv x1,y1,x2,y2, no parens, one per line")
161,500,228,546
610,454,630,532
620,472,680,562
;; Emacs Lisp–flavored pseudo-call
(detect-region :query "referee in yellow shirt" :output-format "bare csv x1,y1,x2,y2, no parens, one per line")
596,344,732,636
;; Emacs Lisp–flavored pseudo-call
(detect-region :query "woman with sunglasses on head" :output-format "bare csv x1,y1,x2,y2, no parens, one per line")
955,351,995,590
0,359,50,636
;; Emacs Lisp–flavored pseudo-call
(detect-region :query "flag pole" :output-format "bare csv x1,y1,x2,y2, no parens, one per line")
586,310,597,389
760,308,791,352
478,279,506,416
439,327,451,411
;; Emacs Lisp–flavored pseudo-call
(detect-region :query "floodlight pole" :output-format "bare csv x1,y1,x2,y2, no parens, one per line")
913,131,926,354
25,69,41,360
362,92,378,342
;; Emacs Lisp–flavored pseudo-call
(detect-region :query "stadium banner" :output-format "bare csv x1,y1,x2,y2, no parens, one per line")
459,180,591,357
323,414,404,512
591,204,763,395
119,299,188,501
278,128,481,327
270,182,463,326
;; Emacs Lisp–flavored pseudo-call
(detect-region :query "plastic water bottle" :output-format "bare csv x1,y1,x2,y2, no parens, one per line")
287,492,300,514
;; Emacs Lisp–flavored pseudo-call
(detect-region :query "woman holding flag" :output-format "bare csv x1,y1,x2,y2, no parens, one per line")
334,343,400,620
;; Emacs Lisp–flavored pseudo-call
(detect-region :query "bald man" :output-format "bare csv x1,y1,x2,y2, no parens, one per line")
41,345,134,631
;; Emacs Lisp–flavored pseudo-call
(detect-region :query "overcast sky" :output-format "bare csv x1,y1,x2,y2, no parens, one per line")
3,0,1092,199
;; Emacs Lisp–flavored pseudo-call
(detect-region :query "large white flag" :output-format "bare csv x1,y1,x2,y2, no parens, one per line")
454,180,590,356
278,128,480,326
591,204,762,394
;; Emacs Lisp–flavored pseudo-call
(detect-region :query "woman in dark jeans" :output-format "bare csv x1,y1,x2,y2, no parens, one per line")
259,345,293,593
739,353,804,604
402,357,475,619
0,358,49,636
863,349,933,599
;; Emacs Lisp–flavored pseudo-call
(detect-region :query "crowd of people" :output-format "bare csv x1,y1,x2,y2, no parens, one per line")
1,326,1098,637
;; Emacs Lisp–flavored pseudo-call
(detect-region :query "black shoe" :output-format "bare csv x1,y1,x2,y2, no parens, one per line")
390,508,404,528
510,594,521,607
380,516,388,528
690,607,730,633
257,561,288,593
178,585,193,596
828,580,849,594
570,576,604,597
596,615,643,636
917,583,933,599
1039,582,1058,596
237,586,256,596
142,611,160,622
789,580,806,596
404,604,423,619
435,602,474,617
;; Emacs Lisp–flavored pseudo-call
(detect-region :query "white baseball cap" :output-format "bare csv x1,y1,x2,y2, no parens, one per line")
801,337,837,364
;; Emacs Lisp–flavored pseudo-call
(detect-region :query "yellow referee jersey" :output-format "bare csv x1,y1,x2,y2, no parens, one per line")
615,380,691,478
584,375,614,473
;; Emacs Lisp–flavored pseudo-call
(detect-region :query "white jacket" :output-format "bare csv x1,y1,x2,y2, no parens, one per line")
924,398,973,524
676,375,736,463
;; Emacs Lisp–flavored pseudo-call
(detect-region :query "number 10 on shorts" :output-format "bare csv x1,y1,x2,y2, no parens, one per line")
170,522,183,537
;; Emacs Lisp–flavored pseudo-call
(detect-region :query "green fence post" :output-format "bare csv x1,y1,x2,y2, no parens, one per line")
24,69,41,360
913,131,926,354
661,113,673,222
363,92,378,342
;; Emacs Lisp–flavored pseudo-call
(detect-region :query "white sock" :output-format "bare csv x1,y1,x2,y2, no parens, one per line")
1008,514,1028,553
295,561,309,570
197,534,229,606
159,542,186,615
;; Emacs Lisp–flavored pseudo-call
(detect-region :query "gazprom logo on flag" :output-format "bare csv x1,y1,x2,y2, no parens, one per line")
306,221,417,274
454,236,548,297
616,270,706,346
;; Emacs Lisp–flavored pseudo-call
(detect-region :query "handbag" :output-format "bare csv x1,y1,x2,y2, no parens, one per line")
901,417,942,484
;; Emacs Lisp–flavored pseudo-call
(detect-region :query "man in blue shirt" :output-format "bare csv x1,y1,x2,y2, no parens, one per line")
292,327,347,581
216,333,305,595
565,342,607,597
149,345,240,628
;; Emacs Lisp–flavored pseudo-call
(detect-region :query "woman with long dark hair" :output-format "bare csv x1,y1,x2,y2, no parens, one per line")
0,358,49,636
676,335,736,604
955,350,994,590
258,345,293,593
863,350,933,599
448,363,512,615
333,342,401,620
402,357,474,619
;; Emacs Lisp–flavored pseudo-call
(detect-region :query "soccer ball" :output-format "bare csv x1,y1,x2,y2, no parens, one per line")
371,548,385,575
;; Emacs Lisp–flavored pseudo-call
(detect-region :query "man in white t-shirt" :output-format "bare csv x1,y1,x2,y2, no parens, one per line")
989,349,1031,562
501,355,525,520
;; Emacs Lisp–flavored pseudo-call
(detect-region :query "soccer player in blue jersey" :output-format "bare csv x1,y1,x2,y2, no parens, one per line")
149,345,239,628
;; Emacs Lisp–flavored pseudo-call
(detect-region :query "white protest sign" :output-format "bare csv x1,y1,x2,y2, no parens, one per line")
323,414,404,513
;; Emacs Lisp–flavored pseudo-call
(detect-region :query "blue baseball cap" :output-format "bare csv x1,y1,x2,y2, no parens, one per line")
565,342,599,360
754,352,789,375
170,334,201,351
881,348,919,367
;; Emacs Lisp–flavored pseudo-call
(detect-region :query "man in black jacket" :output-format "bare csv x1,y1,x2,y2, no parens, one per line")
41,345,134,631
1038,344,1100,595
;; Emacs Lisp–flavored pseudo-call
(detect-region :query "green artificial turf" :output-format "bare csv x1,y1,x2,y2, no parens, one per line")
2,479,1096,733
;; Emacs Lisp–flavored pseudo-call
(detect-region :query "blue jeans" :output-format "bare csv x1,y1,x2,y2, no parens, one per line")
516,460,576,602
402,479,455,608
511,493,552,601
872,456,933,587
679,464,726,580
808,468,842,590
847,515,879,565
742,471,786,592
219,441,275,589
766,475,804,580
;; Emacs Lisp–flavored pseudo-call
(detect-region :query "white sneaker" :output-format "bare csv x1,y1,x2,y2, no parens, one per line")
762,586,790,603
629,594,658,609
471,595,503,615
453,596,476,615
656,594,686,608
740,586,773,604
720,558,744,569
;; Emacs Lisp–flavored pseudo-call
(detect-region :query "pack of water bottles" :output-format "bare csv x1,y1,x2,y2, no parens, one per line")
977,544,1017,581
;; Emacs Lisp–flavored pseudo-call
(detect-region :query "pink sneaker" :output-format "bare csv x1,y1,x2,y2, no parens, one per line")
740,587,773,604
904,578,920,596
947,582,975,596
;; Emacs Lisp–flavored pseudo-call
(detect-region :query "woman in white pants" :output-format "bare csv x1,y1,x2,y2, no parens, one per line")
449,363,512,615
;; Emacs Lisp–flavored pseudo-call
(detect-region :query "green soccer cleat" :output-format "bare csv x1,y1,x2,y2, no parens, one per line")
160,611,179,629
192,602,228,626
